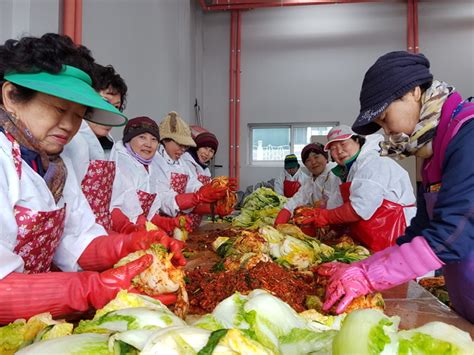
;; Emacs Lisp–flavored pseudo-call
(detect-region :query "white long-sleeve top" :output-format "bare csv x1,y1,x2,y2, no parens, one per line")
346,134,416,224
62,121,110,182
181,151,211,184
0,133,105,279
154,145,202,217
283,162,343,214
109,140,162,221
274,168,308,196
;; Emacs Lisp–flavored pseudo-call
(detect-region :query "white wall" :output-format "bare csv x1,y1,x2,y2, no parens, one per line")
200,0,473,190
419,0,474,95
82,0,199,140
1,0,472,191
201,1,411,188
0,0,60,43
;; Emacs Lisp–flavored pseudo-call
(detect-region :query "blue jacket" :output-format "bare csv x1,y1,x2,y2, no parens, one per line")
398,118,474,263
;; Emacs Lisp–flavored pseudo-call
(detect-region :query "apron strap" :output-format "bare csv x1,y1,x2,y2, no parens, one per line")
5,131,22,178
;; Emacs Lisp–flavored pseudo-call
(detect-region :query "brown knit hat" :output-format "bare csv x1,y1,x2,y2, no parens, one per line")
194,132,218,152
159,111,196,147
301,143,328,163
123,116,159,143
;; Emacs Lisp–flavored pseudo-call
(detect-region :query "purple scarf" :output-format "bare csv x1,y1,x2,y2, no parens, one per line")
125,142,154,166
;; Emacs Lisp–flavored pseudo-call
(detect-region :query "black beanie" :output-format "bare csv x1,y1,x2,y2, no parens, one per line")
352,51,433,135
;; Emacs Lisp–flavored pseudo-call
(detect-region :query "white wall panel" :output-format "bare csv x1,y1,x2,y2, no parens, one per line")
201,1,473,190
0,0,59,43
82,0,198,139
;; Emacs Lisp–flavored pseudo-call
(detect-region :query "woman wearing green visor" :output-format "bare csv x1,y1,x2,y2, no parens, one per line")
0,33,185,324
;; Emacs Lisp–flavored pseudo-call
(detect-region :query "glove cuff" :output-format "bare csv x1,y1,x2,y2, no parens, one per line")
326,202,360,224
400,236,444,274
360,236,444,291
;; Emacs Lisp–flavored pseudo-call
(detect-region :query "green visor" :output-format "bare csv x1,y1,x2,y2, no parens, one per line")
4,65,127,126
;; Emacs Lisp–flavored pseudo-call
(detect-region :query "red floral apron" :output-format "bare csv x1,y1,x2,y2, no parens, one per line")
7,133,66,274
197,174,211,185
170,172,189,194
170,172,201,229
80,160,115,230
340,182,411,252
283,180,301,198
136,190,157,217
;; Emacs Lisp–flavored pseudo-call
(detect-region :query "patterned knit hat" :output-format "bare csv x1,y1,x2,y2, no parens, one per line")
284,154,299,169
301,143,328,163
159,111,196,147
195,132,219,152
123,116,159,143
353,51,433,135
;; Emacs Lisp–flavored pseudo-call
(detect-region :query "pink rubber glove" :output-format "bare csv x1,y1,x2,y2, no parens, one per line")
317,236,444,314
274,208,292,226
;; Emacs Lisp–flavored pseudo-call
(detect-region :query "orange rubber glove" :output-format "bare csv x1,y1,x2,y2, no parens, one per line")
294,203,361,227
0,255,176,323
79,229,186,271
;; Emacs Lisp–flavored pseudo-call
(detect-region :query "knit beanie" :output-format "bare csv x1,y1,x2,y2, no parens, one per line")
301,143,328,164
284,154,299,169
195,132,219,152
352,51,433,135
159,111,196,147
123,116,159,143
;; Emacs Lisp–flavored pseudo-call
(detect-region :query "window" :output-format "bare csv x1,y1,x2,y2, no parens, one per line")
250,123,337,164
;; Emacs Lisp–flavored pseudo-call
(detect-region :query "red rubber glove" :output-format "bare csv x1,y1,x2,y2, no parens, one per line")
191,202,233,217
317,237,444,314
175,183,228,210
274,208,292,226
150,214,193,234
192,203,212,215
227,177,238,191
79,229,186,271
196,182,228,203
215,201,233,217
111,208,146,233
294,203,361,227
0,255,176,323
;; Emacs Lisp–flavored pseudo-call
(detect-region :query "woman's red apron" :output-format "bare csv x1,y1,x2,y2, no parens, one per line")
197,174,211,185
170,172,201,229
6,133,66,274
339,182,410,252
80,160,115,230
283,180,301,198
136,190,157,217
